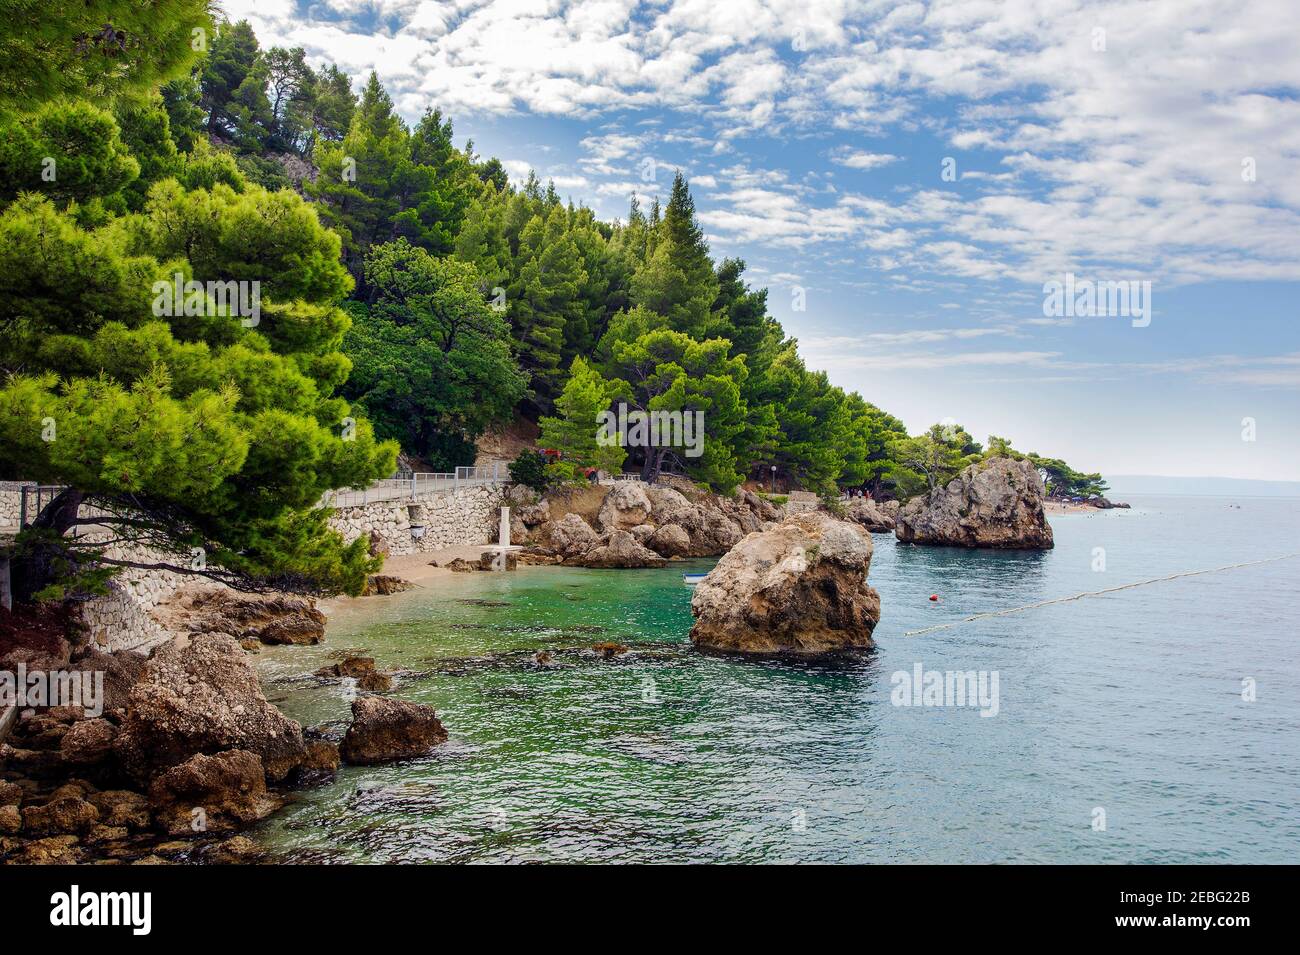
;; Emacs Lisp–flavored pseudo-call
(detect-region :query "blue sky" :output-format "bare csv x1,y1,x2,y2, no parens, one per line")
223,0,1300,480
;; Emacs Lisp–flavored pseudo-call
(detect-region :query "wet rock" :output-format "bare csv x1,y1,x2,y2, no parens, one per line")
895,458,1054,549
690,512,881,656
340,696,448,766
88,790,151,830
647,522,691,557
85,824,128,844
362,574,413,596
114,634,306,784
301,739,341,774
22,793,100,835
201,834,266,865
592,642,630,659
14,834,81,864
0,804,21,834
148,750,284,836
59,717,118,766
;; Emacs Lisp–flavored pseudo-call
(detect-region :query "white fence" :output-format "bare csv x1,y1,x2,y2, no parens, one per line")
323,464,504,508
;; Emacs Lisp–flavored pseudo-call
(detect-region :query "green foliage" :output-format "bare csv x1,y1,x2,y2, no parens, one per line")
0,0,213,114
538,356,628,477
339,240,525,468
507,450,550,492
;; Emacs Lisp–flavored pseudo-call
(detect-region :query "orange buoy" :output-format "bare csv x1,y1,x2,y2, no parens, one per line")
929,594,939,602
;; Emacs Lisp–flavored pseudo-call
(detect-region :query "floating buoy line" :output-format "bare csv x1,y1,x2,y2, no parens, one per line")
905,552,1300,637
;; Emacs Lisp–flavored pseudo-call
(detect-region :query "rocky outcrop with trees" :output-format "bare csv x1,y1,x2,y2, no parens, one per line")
689,512,881,656
895,458,1054,549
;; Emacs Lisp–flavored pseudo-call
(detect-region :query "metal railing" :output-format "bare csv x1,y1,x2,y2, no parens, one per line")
322,464,504,508
18,484,66,528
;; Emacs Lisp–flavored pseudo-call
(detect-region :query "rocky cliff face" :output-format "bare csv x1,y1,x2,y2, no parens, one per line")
845,497,899,532
689,512,881,656
895,457,1054,549
516,480,782,567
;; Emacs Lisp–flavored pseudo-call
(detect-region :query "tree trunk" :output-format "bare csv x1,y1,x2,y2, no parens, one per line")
10,488,85,604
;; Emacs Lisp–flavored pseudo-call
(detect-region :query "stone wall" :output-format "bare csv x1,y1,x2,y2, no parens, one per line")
0,481,36,530
328,484,505,556
5,483,507,652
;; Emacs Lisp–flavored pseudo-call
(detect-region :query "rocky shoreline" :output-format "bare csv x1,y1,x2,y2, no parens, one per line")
0,593,449,866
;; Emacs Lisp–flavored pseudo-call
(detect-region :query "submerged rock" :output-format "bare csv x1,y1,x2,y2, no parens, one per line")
340,696,448,766
114,634,307,784
690,512,881,657
895,458,1054,549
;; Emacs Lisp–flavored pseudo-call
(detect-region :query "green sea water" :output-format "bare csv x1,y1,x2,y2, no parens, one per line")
251,494,1300,863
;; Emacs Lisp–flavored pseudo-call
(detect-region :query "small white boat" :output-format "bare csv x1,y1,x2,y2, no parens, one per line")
682,573,708,586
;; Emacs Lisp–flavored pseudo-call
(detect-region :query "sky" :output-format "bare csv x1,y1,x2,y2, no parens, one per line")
219,0,1300,480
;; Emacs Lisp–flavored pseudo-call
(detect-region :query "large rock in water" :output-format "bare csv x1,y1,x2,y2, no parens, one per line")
158,588,326,645
895,458,1054,549
580,529,668,568
689,513,881,656
113,634,307,784
340,696,448,765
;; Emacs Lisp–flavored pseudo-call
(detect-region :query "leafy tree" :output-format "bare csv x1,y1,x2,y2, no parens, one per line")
596,317,748,490
0,100,139,217
890,423,982,498
340,239,525,468
0,0,213,113
507,449,550,492
537,356,628,480
0,179,395,601
508,207,588,410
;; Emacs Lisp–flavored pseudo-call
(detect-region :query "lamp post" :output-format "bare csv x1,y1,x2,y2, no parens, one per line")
770,465,776,493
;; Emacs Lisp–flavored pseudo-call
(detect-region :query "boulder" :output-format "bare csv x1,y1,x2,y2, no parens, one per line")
0,804,21,834
58,717,117,766
13,834,82,865
579,530,668,569
22,793,100,835
646,486,699,528
113,634,306,784
895,458,1054,549
68,646,147,714
846,497,897,532
148,750,283,836
301,739,341,774
690,512,881,656
648,522,692,558
340,696,448,765
477,550,518,571
88,790,150,830
362,574,413,596
596,481,653,531
518,499,551,526
315,656,392,692
443,558,477,572
690,506,744,556
545,512,602,560
629,523,656,545
159,588,326,646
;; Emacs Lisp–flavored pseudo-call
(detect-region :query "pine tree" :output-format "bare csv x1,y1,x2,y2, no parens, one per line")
538,357,629,479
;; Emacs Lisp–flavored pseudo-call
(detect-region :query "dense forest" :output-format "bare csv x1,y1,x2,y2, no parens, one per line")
0,6,1104,598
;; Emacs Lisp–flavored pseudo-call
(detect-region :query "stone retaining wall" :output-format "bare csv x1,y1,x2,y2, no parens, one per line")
329,484,505,556
6,483,507,652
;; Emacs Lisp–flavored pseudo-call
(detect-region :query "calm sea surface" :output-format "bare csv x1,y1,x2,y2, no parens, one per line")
252,494,1300,863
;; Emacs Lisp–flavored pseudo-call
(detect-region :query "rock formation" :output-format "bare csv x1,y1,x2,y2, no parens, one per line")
845,497,899,532
895,458,1054,549
113,634,307,784
689,512,881,656
340,696,448,765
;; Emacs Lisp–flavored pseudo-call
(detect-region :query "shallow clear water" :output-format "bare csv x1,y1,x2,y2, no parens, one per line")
252,495,1300,863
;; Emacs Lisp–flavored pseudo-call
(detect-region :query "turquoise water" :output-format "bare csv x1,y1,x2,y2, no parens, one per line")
253,495,1300,863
